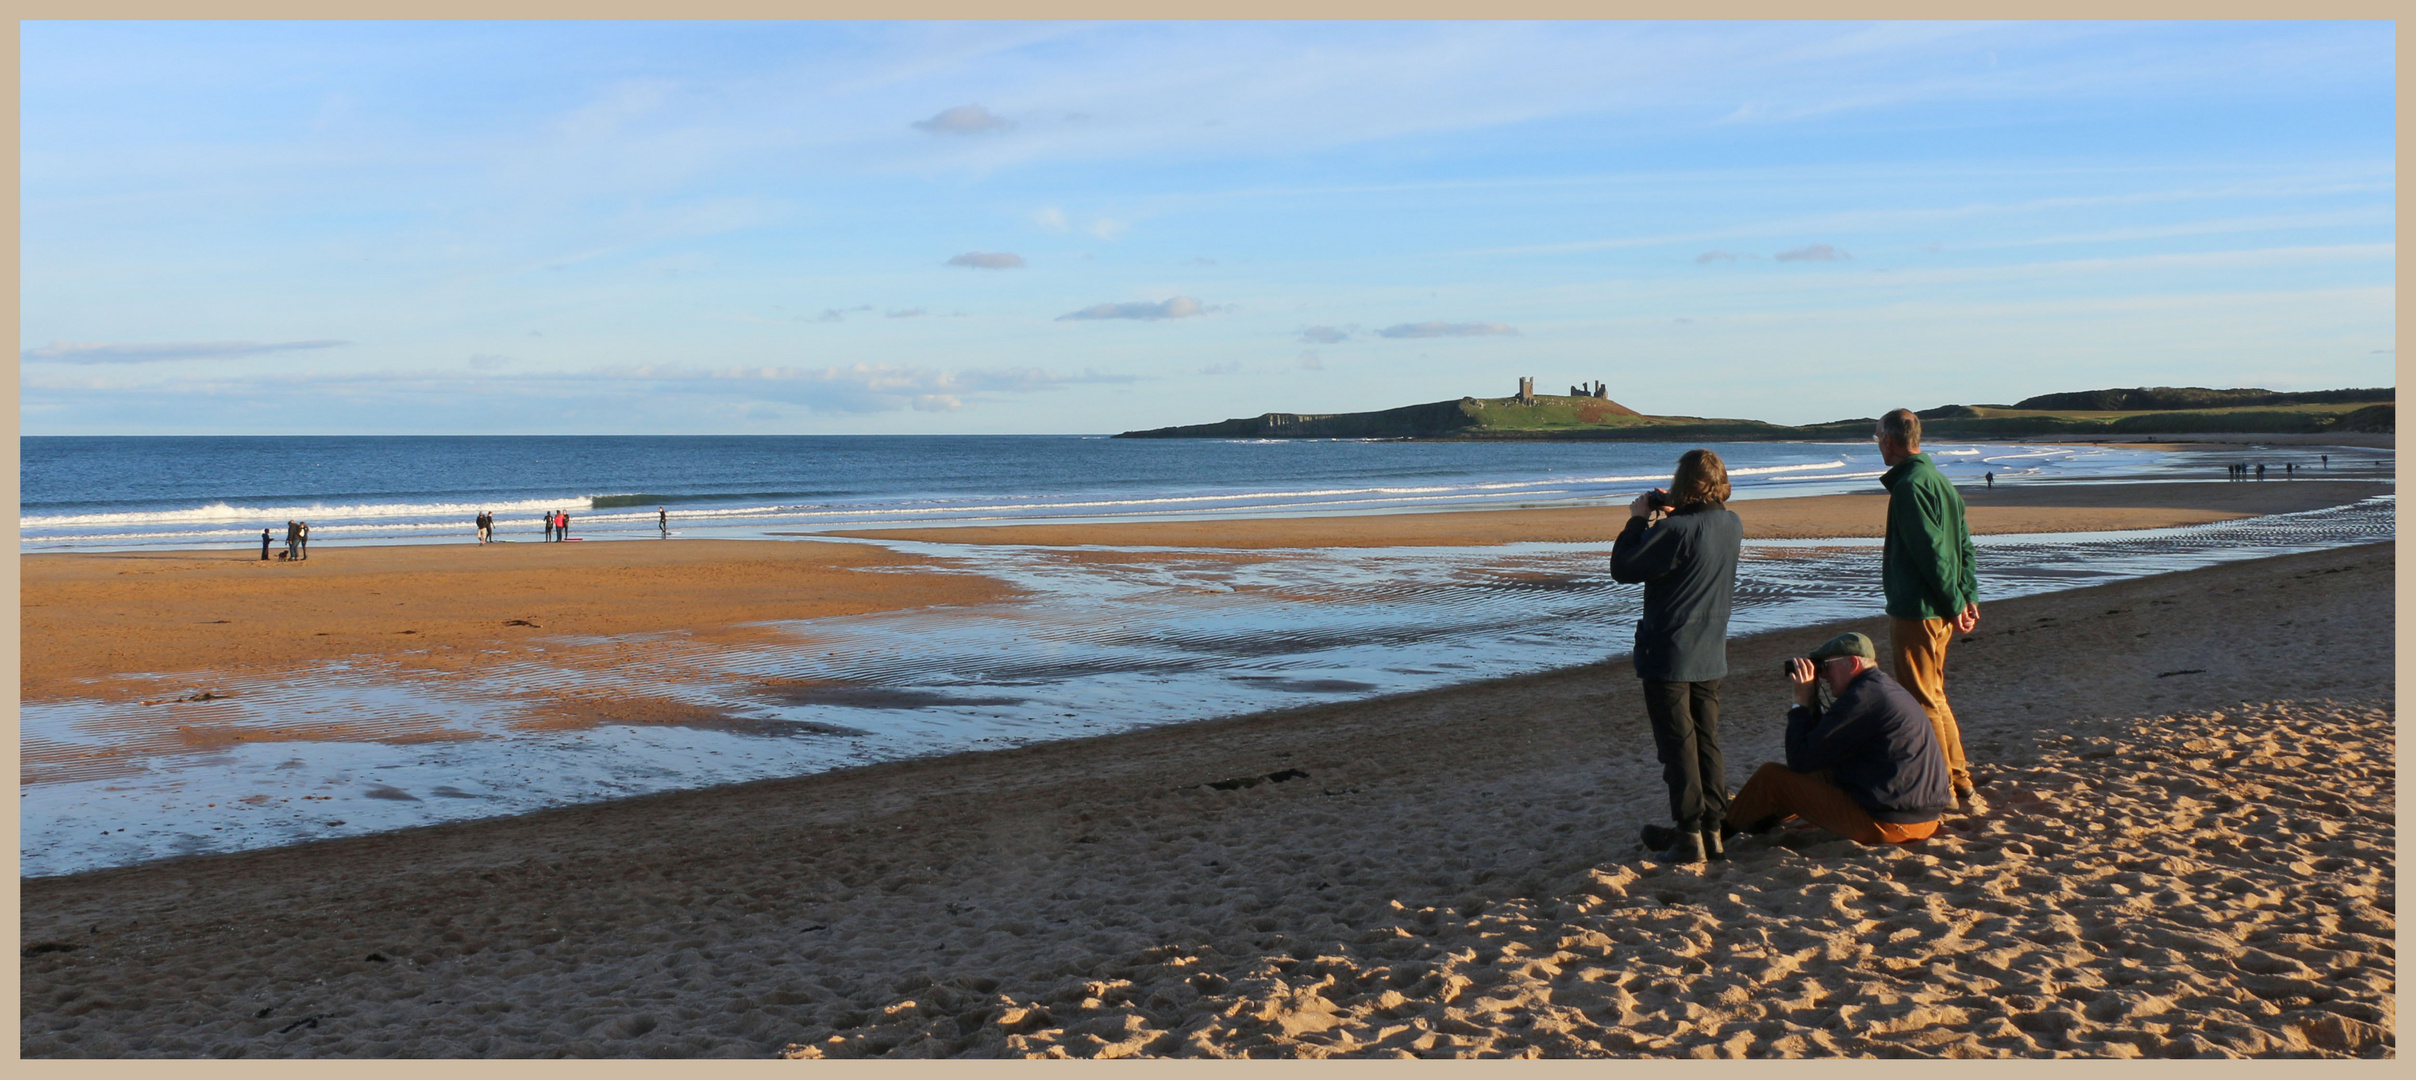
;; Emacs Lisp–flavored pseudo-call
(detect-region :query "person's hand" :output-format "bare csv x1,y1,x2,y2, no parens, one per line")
1628,489,1668,520
1954,602,1980,635
1787,657,1819,708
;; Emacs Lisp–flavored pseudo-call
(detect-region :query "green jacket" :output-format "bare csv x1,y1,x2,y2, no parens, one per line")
1880,453,1978,620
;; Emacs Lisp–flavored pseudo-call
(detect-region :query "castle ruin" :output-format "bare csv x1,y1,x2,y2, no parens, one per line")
1514,376,1609,403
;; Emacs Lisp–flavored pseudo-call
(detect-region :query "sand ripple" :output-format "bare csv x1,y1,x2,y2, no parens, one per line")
787,699,2392,1059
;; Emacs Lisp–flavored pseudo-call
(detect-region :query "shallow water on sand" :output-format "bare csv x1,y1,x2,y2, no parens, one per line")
18,495,2393,877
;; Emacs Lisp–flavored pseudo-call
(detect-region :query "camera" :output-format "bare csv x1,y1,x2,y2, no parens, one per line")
1779,657,1813,676
1644,489,1674,510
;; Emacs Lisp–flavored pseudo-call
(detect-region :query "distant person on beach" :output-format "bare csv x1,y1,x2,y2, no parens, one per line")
543,512,554,542
260,528,272,561
659,507,668,538
284,520,299,561
297,521,309,560
2257,463,2266,479
1721,632,1950,846
1983,471,1993,489
1876,408,1980,808
2323,454,2329,468
1611,448,1743,865
557,510,570,540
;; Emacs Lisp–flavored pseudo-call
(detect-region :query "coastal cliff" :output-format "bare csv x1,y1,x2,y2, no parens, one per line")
1116,386,2393,441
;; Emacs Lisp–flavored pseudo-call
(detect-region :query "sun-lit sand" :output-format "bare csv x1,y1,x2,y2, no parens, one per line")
18,534,2393,1058
18,539,1015,706
828,479,2389,548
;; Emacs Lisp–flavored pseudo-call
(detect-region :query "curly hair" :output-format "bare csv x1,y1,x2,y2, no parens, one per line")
1670,448,1730,508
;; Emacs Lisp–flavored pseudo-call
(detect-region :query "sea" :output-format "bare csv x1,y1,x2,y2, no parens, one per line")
24,434,2162,551
18,435,2394,875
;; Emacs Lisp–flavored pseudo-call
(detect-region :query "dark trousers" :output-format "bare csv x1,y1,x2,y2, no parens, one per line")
1641,678,1727,830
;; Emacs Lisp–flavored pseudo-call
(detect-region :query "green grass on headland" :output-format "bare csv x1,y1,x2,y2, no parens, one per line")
1114,387,2393,441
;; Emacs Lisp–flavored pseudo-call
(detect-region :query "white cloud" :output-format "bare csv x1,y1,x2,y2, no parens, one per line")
886,308,928,319
912,104,1013,135
1300,325,1350,344
1199,361,1243,375
1087,217,1128,240
1057,296,1207,321
468,353,511,371
947,251,1027,269
1296,352,1325,370
1695,250,1742,264
22,338,350,364
1033,207,1069,231
1775,244,1850,262
1375,321,1518,339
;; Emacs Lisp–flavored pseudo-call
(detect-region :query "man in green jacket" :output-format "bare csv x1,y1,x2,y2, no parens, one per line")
1876,408,1980,807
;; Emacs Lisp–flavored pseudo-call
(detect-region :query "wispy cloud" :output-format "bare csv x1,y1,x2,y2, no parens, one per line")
1057,297,1207,321
947,251,1026,269
1695,250,1743,264
1376,321,1518,339
912,104,1012,135
22,338,350,364
1033,207,1069,231
1198,361,1243,375
1775,244,1850,262
886,308,928,319
467,353,512,371
816,305,874,323
1299,325,1350,344
1087,218,1128,240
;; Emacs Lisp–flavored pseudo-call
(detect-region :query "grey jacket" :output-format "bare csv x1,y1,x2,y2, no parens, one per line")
1609,502,1742,682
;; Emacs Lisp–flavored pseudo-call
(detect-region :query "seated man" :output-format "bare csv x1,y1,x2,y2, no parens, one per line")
1727,631,1952,845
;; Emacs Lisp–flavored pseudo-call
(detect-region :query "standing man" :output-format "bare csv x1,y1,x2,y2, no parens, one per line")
659,506,669,538
297,521,310,560
284,520,299,561
543,512,554,542
261,527,273,561
1875,408,1980,808
1611,449,1744,864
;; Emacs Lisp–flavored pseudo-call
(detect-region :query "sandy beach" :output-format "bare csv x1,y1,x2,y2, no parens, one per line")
829,478,2390,548
19,539,1014,706
21,480,2383,715
18,525,2393,1056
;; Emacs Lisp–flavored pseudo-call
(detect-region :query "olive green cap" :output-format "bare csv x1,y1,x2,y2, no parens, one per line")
1806,632,1878,663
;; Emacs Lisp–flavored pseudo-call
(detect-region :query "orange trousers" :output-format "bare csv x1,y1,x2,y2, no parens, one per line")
1890,616,1971,789
1726,763,1938,845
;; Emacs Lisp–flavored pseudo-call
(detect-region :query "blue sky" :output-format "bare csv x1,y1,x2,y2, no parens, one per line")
19,21,2396,435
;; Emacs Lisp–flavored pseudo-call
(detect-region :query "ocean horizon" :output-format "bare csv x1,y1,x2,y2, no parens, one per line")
22,434,2174,554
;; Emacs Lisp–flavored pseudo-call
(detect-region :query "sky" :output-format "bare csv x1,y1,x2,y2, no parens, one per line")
18,20,2397,435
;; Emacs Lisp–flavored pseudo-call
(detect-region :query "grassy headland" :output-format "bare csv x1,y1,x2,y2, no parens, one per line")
1115,386,2393,441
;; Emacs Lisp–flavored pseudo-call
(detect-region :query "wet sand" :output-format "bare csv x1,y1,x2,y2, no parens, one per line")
826,479,2390,548
19,539,1014,705
18,543,2393,1058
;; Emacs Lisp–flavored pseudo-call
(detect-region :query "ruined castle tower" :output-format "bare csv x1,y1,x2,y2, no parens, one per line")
1517,376,1535,404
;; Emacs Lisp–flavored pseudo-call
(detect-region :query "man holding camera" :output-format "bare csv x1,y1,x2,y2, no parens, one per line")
1613,449,1742,865
1876,408,1981,808
1720,632,1950,845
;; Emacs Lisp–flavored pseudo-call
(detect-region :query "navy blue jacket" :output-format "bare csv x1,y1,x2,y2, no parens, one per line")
1784,667,1951,823
1609,502,1742,682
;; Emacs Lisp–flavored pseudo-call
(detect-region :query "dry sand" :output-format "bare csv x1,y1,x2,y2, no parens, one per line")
18,543,2392,1058
18,539,1013,705
826,479,2389,548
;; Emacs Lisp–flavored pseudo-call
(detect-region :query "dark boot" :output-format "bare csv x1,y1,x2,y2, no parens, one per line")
1656,828,1706,865
1640,822,1682,850
1701,822,1726,861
